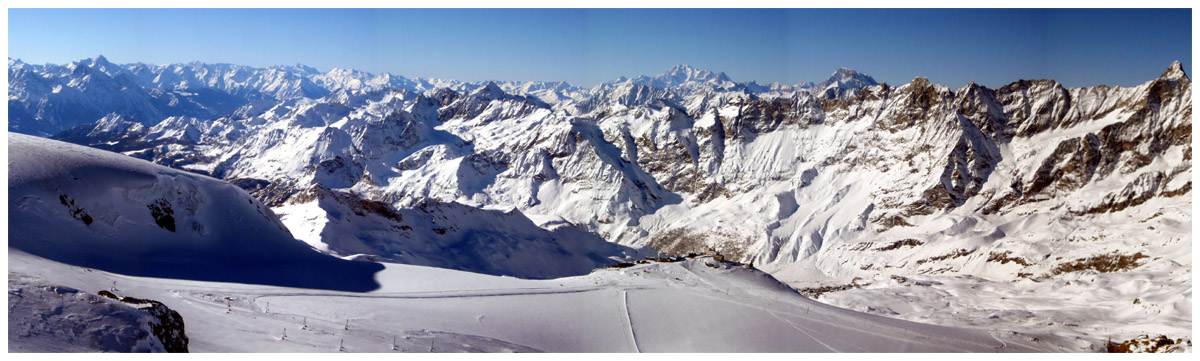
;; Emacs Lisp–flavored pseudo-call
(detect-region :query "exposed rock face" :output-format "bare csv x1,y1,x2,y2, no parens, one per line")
98,291,189,353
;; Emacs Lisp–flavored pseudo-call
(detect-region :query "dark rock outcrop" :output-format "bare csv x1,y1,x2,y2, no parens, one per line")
98,290,189,353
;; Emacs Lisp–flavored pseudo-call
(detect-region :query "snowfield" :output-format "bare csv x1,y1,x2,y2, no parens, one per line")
8,134,1063,352
9,252,1064,352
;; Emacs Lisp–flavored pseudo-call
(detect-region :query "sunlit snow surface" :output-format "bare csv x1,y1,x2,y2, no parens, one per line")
9,252,1063,352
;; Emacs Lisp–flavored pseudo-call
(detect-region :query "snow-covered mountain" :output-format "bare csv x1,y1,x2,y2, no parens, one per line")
8,58,830,136
9,57,1192,350
813,67,879,99
8,57,593,136
628,64,734,89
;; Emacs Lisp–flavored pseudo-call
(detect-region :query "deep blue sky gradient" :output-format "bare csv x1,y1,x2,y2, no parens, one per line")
8,8,1192,88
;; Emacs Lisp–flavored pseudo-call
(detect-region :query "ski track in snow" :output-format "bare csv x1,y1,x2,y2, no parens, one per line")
765,310,845,352
619,289,640,353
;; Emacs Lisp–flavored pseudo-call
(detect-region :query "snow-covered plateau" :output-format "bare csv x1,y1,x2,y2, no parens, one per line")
7,57,1192,352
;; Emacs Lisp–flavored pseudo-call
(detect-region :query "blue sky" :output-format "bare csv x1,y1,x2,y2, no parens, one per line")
7,8,1192,88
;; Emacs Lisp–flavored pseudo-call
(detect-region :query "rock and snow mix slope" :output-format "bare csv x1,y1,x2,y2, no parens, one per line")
8,273,171,352
272,186,645,278
9,57,1192,350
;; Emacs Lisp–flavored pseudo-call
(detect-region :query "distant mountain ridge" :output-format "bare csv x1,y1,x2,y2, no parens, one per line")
8,56,863,135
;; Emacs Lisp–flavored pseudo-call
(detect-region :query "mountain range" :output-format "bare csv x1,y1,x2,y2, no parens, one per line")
7,56,1192,349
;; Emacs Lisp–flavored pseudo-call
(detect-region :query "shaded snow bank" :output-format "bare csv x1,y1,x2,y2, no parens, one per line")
8,133,383,291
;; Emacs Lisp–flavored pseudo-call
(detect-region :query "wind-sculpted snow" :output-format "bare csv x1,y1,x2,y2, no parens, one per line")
8,134,384,292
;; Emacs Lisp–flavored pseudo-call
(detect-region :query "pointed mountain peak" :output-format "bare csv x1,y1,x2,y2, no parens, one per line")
70,62,92,75
471,81,507,98
93,112,142,129
88,55,120,74
98,112,129,122
1161,60,1187,80
715,71,732,83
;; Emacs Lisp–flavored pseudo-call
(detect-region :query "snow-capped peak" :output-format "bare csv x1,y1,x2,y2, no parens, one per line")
663,64,731,85
614,64,734,89
814,67,880,99
86,55,124,76
87,113,144,137
1161,60,1188,80
91,55,111,66
822,67,878,88
662,64,731,84
471,81,507,98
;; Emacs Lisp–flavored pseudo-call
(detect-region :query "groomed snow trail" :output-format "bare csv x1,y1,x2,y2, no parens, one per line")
10,250,1067,352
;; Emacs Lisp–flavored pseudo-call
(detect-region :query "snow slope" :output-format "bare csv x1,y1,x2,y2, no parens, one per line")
8,251,1065,352
8,133,383,292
